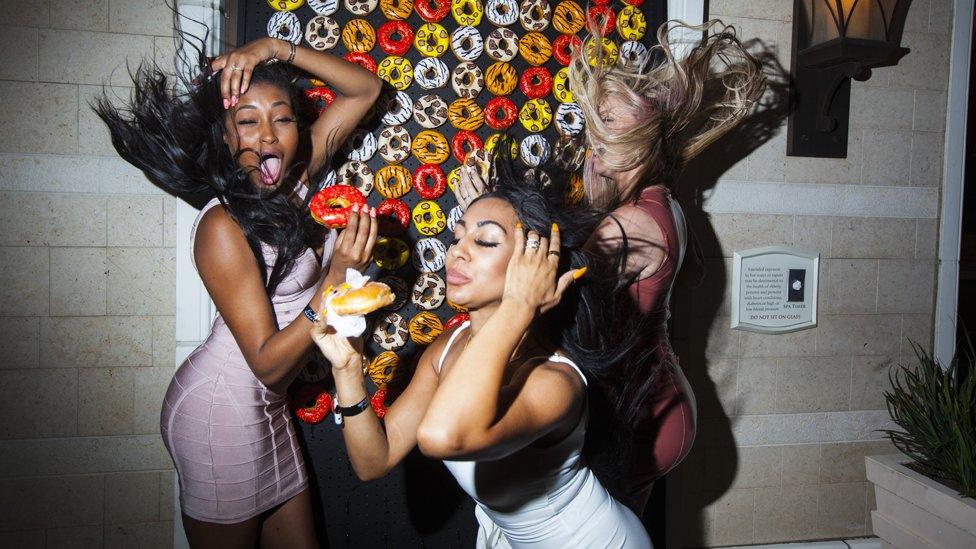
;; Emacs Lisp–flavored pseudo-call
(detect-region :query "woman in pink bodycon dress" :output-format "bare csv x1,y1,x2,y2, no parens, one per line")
95,36,381,547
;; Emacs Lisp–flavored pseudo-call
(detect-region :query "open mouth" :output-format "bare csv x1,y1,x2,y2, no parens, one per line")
258,152,283,186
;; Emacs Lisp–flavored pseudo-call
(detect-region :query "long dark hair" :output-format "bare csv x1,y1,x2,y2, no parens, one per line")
93,26,326,295
475,142,658,505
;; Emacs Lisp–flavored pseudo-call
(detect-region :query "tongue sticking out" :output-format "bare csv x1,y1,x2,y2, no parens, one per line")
259,156,282,185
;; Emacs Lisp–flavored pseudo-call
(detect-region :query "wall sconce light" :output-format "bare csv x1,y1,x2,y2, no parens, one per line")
787,0,913,157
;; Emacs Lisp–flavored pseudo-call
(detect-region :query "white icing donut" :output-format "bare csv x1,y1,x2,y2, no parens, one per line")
377,125,412,163
446,204,464,231
451,26,483,62
305,15,340,50
413,237,447,272
372,312,408,350
555,102,584,136
619,40,649,69
268,11,302,44
317,168,337,188
308,0,339,15
338,160,375,196
380,91,413,125
411,272,447,310
553,135,586,171
519,134,549,167
485,27,518,62
344,0,378,15
451,61,484,99
414,57,450,89
486,0,518,26
518,0,551,32
413,94,449,129
342,129,377,162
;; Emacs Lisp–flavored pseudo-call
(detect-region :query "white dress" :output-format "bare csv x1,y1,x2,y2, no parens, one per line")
436,322,652,548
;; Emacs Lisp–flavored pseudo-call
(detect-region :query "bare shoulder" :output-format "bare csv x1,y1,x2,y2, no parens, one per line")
418,323,469,375
525,357,585,397
194,204,253,270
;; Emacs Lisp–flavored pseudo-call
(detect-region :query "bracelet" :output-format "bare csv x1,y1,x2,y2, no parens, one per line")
303,304,319,323
266,40,297,65
332,395,369,426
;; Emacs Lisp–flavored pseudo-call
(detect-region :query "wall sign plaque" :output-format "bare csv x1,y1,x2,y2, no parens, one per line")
731,246,819,334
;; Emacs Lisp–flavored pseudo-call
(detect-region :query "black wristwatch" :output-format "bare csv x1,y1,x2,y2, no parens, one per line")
332,396,369,426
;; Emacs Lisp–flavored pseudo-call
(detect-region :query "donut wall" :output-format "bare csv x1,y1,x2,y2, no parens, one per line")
240,1,664,544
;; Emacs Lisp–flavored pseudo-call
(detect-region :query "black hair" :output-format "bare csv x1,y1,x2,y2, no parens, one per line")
92,21,327,295
475,139,662,507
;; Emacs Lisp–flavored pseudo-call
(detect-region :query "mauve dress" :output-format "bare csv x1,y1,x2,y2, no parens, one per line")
160,197,336,524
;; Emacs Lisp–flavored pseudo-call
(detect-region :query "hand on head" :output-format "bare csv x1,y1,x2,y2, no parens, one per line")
502,223,584,315
209,38,282,109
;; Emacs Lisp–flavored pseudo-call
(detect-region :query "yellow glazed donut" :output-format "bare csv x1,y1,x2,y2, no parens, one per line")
485,132,518,158
414,23,450,57
552,0,584,34
451,0,484,26
268,0,305,11
377,56,414,90
412,200,448,236
411,130,451,164
585,36,619,66
448,165,462,192
617,6,646,40
448,98,484,131
485,61,518,96
374,236,411,270
409,311,444,345
518,32,552,66
552,67,573,103
367,351,402,387
518,99,552,132
380,0,414,19
375,164,413,198
342,19,376,52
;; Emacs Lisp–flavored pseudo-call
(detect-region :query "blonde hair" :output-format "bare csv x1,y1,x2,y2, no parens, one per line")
569,20,766,205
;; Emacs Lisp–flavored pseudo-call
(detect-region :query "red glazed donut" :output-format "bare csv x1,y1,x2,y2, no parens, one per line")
292,385,332,424
343,51,378,73
484,96,518,130
519,67,553,99
413,163,447,199
552,33,581,65
304,86,336,113
376,198,410,235
587,5,615,36
415,0,450,22
371,389,388,419
378,20,414,56
622,0,643,5
451,130,483,163
444,312,470,330
309,184,367,229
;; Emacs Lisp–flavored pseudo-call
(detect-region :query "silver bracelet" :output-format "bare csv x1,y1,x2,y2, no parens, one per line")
266,40,296,65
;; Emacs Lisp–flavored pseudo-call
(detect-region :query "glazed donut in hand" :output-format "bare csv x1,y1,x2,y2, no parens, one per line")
324,280,396,316
309,184,367,228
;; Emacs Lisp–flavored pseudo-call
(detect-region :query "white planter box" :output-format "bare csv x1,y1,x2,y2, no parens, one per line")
865,454,976,549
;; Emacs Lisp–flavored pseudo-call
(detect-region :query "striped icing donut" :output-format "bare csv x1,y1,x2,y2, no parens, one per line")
451,25,483,62
372,312,409,350
305,15,340,50
411,130,451,164
375,164,413,198
379,0,414,20
317,168,337,188
379,90,413,125
446,204,464,231
567,173,584,204
409,311,444,345
451,61,484,98
619,40,648,69
377,56,413,90
414,57,450,89
486,0,518,26
413,237,447,272
338,160,375,196
485,27,518,62
344,0,378,16
309,0,340,14
555,102,584,136
485,61,518,95
378,275,409,311
552,0,584,34
617,5,646,40
519,0,551,31
374,236,411,270
451,0,484,26
377,125,412,163
413,94,449,128
268,11,302,44
518,98,552,132
553,66,573,103
519,134,549,167
448,97,484,131
414,23,450,57
342,129,377,162
367,351,402,387
342,19,376,53
412,272,447,310
518,32,552,66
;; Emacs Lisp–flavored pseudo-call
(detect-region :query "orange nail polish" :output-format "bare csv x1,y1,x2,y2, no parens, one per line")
572,267,588,280
515,222,523,230
552,223,559,232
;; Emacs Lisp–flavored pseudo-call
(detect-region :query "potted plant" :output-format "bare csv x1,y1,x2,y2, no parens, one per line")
865,339,975,548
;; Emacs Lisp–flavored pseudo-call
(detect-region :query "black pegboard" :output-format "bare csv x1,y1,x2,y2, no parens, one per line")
237,1,665,546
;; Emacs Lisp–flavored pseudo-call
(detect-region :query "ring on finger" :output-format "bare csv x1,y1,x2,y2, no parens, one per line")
547,250,560,257
230,65,243,72
525,239,541,250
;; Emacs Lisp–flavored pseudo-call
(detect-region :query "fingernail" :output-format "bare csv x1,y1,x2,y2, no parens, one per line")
552,223,559,232
515,222,522,230
223,98,229,109
370,207,376,218
231,95,238,106
572,267,588,280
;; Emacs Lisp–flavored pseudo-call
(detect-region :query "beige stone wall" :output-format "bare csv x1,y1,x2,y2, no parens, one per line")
668,0,952,546
0,0,177,545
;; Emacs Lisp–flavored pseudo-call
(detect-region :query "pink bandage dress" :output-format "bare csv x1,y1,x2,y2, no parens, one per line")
160,197,336,524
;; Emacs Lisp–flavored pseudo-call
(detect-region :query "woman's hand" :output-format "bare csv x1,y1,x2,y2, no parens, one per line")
209,37,283,108
330,204,378,273
310,317,363,372
502,224,580,315
453,162,486,210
